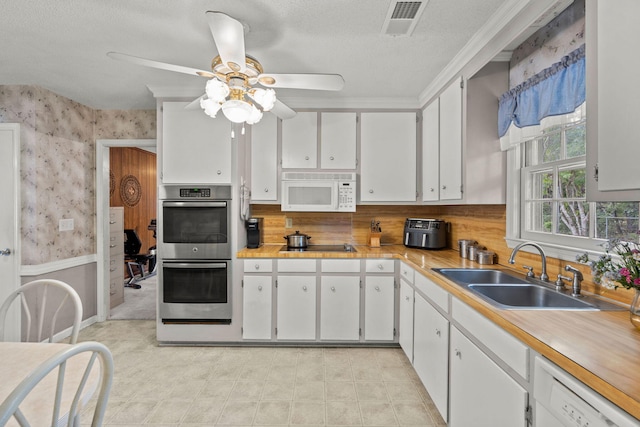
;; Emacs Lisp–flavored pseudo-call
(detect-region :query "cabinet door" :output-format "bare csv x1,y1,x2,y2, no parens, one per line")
282,112,317,169
413,294,449,422
162,101,231,184
320,276,360,340
360,112,417,202
586,0,640,198
276,275,316,340
364,276,395,341
242,275,272,340
449,327,527,427
250,114,278,201
439,79,463,200
422,99,440,201
398,280,414,361
320,112,356,169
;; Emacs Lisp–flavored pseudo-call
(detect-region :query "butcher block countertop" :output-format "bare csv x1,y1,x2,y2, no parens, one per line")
238,244,640,419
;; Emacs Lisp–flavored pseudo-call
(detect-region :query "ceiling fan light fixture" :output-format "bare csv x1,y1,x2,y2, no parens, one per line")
251,88,276,111
205,79,230,102
200,97,222,118
246,105,263,125
221,99,253,123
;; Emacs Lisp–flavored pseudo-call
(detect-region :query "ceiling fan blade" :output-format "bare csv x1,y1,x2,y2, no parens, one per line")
206,11,246,73
107,52,215,78
257,73,345,91
270,99,297,120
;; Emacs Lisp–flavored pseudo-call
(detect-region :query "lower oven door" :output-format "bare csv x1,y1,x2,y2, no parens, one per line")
159,260,232,323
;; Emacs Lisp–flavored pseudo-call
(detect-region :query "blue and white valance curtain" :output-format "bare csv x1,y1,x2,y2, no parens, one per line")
498,44,585,139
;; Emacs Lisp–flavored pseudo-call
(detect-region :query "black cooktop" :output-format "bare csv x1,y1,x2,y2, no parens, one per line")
280,244,357,253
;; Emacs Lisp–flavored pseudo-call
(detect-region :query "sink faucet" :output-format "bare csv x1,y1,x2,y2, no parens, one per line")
508,241,549,282
564,264,584,297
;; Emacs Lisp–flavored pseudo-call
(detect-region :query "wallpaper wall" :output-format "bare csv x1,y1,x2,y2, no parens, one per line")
0,85,155,265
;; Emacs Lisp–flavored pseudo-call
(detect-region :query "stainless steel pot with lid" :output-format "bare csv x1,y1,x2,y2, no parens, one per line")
284,231,312,248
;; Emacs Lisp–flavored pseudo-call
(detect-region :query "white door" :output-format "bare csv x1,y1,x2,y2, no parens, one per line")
281,112,318,169
0,124,21,341
439,78,463,201
320,276,360,340
364,276,395,341
276,275,316,340
398,280,414,361
320,112,357,169
242,275,272,340
250,114,278,201
422,99,440,201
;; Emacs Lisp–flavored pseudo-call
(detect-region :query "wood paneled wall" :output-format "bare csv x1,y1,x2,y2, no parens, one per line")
109,147,157,254
250,204,635,305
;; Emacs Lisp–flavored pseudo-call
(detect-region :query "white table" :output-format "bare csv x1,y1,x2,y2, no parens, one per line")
0,342,109,427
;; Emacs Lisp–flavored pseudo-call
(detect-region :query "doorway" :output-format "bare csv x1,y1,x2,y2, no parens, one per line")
96,139,156,322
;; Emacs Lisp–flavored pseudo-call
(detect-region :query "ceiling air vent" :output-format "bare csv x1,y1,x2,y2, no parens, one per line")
381,1,428,37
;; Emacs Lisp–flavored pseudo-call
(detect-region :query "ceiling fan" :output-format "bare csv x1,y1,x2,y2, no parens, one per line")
108,11,345,124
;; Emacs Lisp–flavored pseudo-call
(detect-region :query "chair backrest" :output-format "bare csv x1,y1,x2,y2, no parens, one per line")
0,279,83,344
0,341,113,427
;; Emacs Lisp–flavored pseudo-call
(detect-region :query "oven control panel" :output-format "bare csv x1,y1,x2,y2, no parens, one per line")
179,188,211,198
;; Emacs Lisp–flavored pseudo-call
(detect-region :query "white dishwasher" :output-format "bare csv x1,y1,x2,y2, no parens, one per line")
534,357,640,427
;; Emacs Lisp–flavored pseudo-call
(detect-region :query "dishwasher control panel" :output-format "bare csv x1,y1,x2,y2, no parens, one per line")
549,380,607,427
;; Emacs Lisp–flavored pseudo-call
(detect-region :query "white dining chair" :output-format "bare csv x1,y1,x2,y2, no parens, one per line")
0,341,114,427
0,279,83,344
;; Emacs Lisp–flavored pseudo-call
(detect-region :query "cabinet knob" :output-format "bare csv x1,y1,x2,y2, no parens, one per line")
264,188,269,193
430,188,435,192
109,244,116,248
110,267,117,272
375,286,380,291
305,156,309,160
405,296,410,301
454,348,461,358
258,285,263,291
302,286,308,291
435,329,441,337
331,286,336,292
442,185,447,190
254,264,260,270
217,170,222,175
378,264,384,270
369,189,374,193
109,221,116,224
329,156,334,160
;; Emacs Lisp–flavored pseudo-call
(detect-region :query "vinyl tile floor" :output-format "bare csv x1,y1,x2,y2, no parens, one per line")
78,320,446,426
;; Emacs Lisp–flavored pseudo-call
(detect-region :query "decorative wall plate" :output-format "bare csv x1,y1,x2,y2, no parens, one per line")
120,174,142,207
109,171,116,197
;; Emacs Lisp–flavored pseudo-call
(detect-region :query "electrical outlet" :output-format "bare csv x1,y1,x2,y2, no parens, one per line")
59,218,74,231
285,217,293,228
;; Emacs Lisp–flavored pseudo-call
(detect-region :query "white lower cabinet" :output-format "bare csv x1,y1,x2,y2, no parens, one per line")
449,326,528,427
320,276,360,340
364,276,395,341
398,279,414,361
413,293,449,422
242,275,272,340
276,275,317,340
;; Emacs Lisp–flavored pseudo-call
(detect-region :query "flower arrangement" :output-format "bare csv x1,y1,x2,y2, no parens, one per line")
576,238,640,291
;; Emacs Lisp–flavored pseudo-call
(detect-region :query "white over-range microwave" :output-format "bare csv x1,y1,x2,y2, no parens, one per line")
281,172,356,212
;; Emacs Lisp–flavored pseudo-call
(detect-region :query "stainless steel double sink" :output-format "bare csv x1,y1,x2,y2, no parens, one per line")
432,268,625,311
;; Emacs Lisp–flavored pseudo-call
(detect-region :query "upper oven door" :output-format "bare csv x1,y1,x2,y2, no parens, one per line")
160,200,231,259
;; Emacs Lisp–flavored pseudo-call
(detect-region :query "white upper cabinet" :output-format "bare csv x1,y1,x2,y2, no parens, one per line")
422,99,440,202
250,114,278,202
438,78,463,201
586,0,640,200
161,101,232,184
320,112,357,169
360,112,417,202
282,112,318,169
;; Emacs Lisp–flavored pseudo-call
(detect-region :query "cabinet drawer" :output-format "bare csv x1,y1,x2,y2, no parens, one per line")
365,259,395,273
277,259,317,273
415,273,449,313
109,231,124,256
109,257,123,277
452,297,528,379
321,259,360,273
244,259,273,273
108,208,123,231
400,262,415,284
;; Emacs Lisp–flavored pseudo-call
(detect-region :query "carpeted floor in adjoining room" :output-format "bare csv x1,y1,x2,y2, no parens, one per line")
109,275,156,320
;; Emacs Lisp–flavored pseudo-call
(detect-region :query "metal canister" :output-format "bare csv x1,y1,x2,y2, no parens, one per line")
477,250,496,265
467,245,479,261
458,239,477,258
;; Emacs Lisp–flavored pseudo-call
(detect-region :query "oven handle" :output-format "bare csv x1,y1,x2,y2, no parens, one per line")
162,201,228,208
162,262,227,269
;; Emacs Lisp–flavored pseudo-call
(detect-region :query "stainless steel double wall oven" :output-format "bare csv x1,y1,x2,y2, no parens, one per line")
158,185,232,323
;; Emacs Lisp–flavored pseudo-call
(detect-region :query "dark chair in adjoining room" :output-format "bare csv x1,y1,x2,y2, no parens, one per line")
124,229,155,289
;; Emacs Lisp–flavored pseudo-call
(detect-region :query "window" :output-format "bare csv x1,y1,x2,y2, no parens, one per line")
506,105,639,256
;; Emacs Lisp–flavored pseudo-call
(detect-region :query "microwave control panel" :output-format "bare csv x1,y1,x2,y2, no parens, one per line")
338,182,356,212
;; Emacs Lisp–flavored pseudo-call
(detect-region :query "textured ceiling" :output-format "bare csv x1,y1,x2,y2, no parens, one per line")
0,0,508,110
